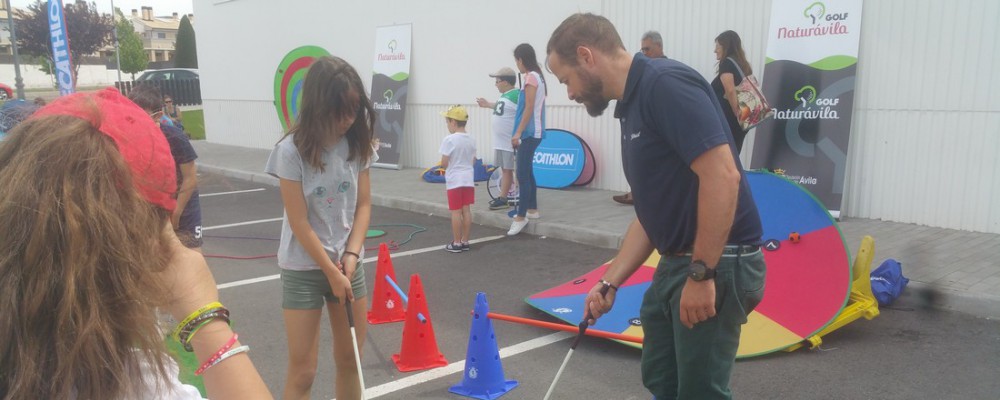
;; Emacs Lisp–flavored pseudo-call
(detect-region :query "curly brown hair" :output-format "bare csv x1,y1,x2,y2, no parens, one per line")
0,115,174,399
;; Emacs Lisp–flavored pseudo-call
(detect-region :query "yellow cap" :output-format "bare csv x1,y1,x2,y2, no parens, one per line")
440,104,469,121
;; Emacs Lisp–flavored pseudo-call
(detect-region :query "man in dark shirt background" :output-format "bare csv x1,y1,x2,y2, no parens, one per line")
129,84,203,251
614,30,667,205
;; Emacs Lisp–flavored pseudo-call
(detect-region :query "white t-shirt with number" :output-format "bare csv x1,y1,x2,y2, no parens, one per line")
492,89,519,152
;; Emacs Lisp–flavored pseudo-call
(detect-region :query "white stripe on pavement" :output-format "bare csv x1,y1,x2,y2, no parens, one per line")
354,331,574,399
200,188,267,197
202,217,284,231
215,235,505,290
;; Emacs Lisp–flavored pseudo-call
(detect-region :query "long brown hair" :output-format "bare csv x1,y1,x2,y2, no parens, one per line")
716,30,753,76
283,56,375,172
514,43,547,95
0,115,173,399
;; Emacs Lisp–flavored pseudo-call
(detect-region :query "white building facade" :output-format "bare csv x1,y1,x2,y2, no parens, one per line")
194,0,1000,234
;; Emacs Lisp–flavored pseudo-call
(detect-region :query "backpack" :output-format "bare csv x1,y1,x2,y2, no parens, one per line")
870,258,909,306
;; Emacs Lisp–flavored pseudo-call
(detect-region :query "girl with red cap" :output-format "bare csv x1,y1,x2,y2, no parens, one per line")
0,89,271,399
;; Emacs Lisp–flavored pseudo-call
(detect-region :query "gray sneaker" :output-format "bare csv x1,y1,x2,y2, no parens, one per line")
461,242,470,251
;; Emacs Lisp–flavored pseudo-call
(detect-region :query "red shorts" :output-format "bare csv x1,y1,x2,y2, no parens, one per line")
447,187,475,210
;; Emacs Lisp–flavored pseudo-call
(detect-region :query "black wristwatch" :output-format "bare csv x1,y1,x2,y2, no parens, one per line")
687,260,716,281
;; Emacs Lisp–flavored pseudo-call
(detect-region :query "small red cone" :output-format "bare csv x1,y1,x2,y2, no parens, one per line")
392,274,448,372
368,243,406,324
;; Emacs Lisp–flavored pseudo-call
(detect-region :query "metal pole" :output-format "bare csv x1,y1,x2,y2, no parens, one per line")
5,0,24,99
110,0,121,82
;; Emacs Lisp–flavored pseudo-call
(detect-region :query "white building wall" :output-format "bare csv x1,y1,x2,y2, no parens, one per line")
195,0,1000,233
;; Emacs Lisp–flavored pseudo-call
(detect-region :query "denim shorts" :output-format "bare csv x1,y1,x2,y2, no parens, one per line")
280,262,367,309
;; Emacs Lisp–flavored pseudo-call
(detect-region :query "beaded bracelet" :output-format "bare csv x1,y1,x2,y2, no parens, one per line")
204,345,250,372
175,307,229,344
179,310,232,352
171,301,223,341
178,308,229,340
195,333,239,376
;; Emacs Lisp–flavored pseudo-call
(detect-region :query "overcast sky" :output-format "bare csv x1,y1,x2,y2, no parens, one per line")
9,0,194,16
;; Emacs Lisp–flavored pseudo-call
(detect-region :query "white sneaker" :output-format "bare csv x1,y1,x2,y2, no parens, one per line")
507,219,529,236
526,211,541,219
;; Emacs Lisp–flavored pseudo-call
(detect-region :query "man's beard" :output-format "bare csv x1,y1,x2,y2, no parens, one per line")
578,68,610,117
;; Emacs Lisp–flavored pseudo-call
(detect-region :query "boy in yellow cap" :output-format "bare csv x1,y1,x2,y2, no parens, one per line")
438,105,477,252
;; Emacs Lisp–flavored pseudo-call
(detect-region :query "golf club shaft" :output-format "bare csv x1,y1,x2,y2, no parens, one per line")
543,348,574,400
543,284,611,399
344,298,367,400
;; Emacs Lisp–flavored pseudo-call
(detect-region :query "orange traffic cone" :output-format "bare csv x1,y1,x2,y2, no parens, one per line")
368,243,406,324
392,274,448,372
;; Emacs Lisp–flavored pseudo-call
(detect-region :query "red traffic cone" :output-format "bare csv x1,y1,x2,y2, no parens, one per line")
392,274,448,372
368,243,406,324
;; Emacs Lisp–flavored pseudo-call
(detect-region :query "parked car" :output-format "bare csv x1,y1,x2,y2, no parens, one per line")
135,68,199,82
0,83,13,100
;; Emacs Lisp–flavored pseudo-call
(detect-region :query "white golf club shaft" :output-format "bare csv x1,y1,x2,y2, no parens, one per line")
344,298,367,400
543,348,575,400
349,326,366,400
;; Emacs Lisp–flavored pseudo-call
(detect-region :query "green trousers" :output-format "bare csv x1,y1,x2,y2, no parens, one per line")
641,250,766,400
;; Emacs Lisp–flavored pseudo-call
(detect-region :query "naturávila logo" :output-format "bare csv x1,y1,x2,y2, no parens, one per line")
377,39,406,61
374,88,401,110
773,85,840,120
777,1,850,39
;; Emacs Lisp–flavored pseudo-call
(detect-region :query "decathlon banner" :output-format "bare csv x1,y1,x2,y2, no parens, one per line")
749,0,863,216
370,24,411,170
534,129,595,189
48,0,74,95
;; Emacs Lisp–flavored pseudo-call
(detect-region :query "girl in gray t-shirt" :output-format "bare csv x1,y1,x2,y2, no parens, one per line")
263,56,377,399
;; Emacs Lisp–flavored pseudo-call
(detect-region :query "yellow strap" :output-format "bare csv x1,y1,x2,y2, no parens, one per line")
171,301,223,341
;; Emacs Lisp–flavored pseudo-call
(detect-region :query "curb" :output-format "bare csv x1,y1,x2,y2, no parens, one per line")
199,163,625,250
199,164,278,187
904,281,1000,320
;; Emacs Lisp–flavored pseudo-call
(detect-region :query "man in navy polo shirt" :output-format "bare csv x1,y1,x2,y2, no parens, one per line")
547,13,766,399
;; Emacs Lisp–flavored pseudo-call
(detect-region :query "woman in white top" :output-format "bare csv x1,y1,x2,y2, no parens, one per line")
507,43,547,236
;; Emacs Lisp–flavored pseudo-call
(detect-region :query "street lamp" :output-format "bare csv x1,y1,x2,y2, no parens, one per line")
4,0,25,99
111,0,121,83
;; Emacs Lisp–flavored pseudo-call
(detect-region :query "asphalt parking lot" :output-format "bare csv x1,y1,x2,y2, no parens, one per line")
195,172,1000,400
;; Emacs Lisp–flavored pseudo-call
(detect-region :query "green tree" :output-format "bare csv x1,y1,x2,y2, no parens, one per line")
173,15,197,68
113,9,146,80
15,1,113,85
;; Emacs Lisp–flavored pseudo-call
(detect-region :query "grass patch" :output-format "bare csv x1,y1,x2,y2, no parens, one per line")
182,109,205,140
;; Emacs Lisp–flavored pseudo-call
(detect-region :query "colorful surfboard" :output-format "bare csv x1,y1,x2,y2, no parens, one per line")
525,171,852,358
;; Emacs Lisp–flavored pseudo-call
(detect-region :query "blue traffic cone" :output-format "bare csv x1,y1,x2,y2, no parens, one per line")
449,293,519,399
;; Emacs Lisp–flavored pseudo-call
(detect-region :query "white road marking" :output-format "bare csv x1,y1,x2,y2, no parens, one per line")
202,217,284,231
349,331,573,399
215,235,506,290
200,188,267,197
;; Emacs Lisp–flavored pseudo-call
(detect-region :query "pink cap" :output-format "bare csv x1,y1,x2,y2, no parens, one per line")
32,88,177,211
